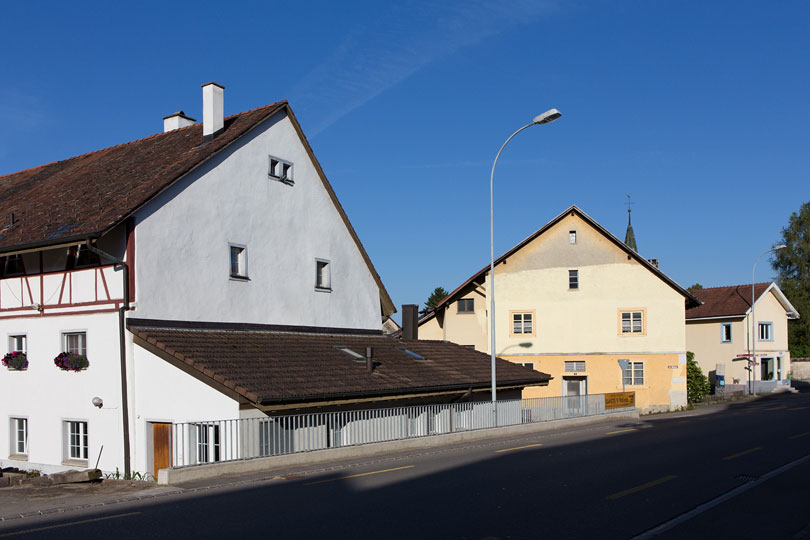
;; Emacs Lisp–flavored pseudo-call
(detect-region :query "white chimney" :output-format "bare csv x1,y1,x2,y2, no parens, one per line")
163,111,196,133
202,82,225,140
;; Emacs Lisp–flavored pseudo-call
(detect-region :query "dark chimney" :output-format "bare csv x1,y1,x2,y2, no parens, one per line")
402,304,418,340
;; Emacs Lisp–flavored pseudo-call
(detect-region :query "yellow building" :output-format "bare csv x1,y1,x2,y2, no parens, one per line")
685,283,799,393
418,206,700,413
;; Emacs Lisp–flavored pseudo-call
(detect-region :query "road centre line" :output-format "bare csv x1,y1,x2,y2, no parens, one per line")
790,432,810,440
605,428,636,435
605,475,678,501
495,443,543,453
0,512,141,537
303,465,414,486
723,447,762,461
628,452,810,540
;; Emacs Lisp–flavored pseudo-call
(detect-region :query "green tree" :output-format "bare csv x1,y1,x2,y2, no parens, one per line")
688,283,704,290
772,201,810,356
686,351,710,403
422,286,449,315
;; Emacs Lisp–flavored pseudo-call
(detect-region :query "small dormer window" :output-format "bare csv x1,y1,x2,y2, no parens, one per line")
269,156,294,184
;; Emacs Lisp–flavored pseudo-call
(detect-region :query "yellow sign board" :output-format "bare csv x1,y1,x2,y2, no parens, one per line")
605,391,635,410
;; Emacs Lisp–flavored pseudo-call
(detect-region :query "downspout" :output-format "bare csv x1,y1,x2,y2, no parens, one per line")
86,239,132,477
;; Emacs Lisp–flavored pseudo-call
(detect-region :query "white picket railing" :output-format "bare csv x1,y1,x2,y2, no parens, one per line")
170,393,634,468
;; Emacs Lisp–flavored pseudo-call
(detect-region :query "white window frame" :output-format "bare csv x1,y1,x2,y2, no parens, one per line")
10,417,28,457
62,331,87,356
510,311,535,336
564,361,586,372
622,361,645,386
64,420,88,463
758,322,774,342
229,243,248,280
619,310,645,336
315,259,331,291
268,155,294,184
8,334,26,354
721,323,732,343
196,423,221,464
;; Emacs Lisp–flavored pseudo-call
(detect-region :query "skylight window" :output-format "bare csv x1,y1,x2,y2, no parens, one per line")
335,346,364,360
399,348,426,361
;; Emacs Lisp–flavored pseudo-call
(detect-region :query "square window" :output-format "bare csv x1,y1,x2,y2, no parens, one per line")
65,421,88,462
63,332,86,356
622,361,644,385
564,361,586,372
758,322,773,341
511,312,534,335
569,269,579,290
620,310,644,335
569,230,577,244
196,424,220,463
229,244,248,279
520,362,535,370
721,323,732,343
457,298,474,313
11,418,27,456
8,334,26,354
316,259,331,290
268,155,294,184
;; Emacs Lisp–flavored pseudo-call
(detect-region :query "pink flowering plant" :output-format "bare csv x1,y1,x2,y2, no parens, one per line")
54,352,89,371
2,351,28,371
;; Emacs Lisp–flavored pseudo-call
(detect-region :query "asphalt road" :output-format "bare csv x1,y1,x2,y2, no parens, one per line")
2,392,809,540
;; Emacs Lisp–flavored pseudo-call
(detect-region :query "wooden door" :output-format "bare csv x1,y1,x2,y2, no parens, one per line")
152,423,172,479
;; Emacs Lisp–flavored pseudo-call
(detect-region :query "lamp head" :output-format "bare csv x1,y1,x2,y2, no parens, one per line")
533,108,562,124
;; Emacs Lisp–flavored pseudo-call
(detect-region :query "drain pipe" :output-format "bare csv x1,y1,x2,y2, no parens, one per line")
86,239,132,478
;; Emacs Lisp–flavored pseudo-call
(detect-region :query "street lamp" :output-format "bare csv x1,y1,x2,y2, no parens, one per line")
750,244,787,395
489,109,561,406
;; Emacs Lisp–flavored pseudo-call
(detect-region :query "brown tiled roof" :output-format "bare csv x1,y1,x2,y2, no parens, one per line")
0,103,286,252
128,320,550,405
685,283,770,319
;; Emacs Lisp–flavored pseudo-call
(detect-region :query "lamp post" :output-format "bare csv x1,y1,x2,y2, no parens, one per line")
750,244,787,395
489,109,561,407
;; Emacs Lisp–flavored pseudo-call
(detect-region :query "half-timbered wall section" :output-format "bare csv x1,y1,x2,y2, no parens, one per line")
0,265,124,319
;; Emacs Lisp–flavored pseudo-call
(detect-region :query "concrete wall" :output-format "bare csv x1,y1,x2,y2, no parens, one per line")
133,110,382,330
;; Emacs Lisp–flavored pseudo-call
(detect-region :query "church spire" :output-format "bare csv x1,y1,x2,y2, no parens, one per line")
624,195,637,252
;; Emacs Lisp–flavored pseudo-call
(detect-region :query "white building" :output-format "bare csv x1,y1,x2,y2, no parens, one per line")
1,84,546,478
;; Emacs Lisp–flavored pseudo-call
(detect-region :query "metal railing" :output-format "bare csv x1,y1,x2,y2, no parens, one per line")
169,393,633,468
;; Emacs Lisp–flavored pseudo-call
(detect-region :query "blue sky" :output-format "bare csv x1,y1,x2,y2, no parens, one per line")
2,1,809,321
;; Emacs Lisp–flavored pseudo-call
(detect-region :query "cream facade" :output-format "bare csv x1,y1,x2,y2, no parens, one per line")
420,206,698,413
686,283,798,391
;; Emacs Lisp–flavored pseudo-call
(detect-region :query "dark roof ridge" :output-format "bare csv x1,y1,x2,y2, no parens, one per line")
0,101,285,180
126,317,384,336
690,282,771,291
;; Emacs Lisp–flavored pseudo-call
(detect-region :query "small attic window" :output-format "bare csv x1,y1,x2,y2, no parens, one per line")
336,346,364,361
269,155,293,184
569,230,577,244
399,348,426,361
